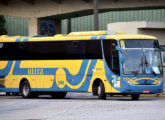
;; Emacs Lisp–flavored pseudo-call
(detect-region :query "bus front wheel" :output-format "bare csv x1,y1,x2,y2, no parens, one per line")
97,81,106,100
131,94,140,100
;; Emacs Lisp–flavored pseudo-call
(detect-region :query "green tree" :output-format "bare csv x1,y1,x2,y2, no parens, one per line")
0,15,7,35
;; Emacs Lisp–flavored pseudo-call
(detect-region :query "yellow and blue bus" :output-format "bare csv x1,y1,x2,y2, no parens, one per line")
0,31,163,100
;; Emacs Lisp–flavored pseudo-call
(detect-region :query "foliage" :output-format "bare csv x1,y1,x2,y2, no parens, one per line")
0,15,7,35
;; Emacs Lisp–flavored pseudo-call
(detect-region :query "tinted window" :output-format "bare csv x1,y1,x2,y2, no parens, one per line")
123,40,159,48
103,40,120,75
0,40,102,60
84,40,102,59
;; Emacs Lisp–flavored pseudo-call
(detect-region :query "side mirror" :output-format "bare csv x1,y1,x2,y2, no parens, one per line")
120,54,124,64
115,46,122,51
115,46,124,63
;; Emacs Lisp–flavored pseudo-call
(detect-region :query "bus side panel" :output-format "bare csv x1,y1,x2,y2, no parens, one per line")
1,59,121,93
9,60,93,92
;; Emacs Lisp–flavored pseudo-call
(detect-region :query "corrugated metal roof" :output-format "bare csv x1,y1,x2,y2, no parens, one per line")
4,16,29,36
62,8,165,34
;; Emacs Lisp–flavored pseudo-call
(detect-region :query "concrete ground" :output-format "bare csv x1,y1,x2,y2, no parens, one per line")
0,93,165,120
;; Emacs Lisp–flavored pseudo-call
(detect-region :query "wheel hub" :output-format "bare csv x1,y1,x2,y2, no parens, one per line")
23,84,29,96
98,86,101,96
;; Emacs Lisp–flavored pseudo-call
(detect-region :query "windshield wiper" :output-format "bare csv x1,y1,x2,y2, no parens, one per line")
144,55,157,76
142,48,157,76
141,55,144,73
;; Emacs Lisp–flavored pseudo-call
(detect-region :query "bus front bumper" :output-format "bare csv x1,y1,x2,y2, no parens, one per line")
121,78,163,94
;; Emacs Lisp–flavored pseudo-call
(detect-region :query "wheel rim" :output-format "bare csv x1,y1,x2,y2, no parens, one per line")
23,84,30,96
98,85,101,96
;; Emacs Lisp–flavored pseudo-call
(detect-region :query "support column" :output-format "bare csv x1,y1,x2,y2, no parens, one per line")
55,20,61,34
93,0,99,30
68,18,71,34
29,17,40,36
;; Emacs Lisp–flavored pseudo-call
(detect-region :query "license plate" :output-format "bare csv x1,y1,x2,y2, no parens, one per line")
142,90,150,93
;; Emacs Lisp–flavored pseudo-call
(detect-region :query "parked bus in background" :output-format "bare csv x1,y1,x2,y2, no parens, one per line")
0,31,163,100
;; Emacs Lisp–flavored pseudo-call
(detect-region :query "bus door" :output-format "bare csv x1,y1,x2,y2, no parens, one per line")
103,40,120,92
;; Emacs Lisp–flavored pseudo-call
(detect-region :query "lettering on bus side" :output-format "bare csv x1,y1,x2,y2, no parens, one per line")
28,68,43,75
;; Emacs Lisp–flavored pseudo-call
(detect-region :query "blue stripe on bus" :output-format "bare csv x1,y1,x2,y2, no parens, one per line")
79,60,97,90
63,60,89,85
16,38,21,42
91,35,108,40
16,38,29,42
91,36,98,40
99,35,108,39
0,61,13,78
2,88,19,92
23,38,29,42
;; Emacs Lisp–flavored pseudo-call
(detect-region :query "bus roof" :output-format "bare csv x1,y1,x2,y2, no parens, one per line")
0,31,157,42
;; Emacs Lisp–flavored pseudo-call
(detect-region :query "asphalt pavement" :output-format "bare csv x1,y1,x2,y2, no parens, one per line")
0,93,165,120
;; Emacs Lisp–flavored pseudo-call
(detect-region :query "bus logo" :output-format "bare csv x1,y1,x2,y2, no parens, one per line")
55,68,66,89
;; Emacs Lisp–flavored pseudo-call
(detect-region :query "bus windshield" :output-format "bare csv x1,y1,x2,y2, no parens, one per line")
123,48,163,75
120,40,163,75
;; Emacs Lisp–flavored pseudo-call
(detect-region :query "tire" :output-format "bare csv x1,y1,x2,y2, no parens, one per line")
131,94,140,100
21,80,32,98
97,81,106,100
51,92,67,99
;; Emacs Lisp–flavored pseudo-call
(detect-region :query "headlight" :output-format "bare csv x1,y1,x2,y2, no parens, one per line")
157,79,163,85
123,77,133,85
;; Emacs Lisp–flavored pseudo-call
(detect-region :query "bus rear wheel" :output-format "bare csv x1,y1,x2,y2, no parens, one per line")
97,81,106,100
20,80,38,98
51,92,67,99
131,94,140,100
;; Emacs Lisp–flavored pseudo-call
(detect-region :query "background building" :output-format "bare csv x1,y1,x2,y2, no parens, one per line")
4,16,29,36
3,7,165,37
0,0,165,37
